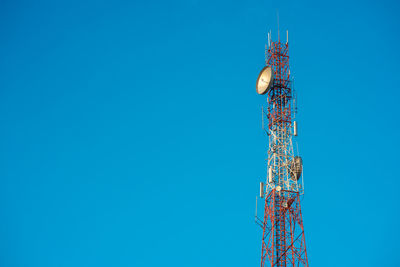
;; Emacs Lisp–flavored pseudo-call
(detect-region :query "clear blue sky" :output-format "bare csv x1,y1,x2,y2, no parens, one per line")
1,0,399,266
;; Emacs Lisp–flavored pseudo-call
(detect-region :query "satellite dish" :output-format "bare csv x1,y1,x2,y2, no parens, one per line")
256,66,274,95
289,156,303,181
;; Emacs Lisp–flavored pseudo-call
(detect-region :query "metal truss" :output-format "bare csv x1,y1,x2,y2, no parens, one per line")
261,190,308,267
258,38,309,267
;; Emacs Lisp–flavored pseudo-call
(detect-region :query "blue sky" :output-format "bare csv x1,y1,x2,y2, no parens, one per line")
1,0,399,266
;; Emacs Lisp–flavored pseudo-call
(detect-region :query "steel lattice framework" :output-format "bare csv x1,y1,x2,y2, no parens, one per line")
257,35,309,267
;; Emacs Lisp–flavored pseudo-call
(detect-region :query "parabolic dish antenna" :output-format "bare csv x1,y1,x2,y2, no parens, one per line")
289,156,303,181
256,66,274,95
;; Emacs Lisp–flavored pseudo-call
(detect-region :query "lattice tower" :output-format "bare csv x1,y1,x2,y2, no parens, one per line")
257,34,309,267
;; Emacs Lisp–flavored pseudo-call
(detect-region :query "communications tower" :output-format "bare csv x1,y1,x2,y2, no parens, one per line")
255,31,309,267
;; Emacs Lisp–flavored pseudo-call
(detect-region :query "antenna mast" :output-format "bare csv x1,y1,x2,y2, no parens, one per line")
255,30,309,267
277,11,280,42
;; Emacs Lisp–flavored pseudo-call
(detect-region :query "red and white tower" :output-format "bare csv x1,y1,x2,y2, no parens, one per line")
255,31,309,267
